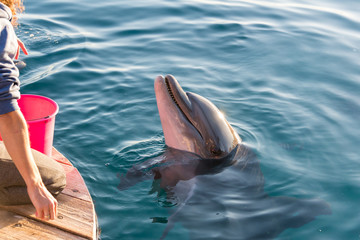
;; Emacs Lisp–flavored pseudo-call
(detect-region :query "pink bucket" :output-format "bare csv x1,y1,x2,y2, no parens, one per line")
16,94,59,156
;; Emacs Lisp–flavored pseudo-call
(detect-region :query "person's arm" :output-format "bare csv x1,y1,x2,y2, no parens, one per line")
0,110,57,220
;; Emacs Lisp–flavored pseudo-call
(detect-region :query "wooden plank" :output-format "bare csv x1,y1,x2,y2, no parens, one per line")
0,193,96,240
61,163,92,202
0,209,87,240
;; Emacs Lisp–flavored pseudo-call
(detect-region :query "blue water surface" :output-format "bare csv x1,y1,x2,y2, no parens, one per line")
17,0,359,239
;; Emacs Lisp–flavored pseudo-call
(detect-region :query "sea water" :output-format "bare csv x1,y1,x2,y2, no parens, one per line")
17,0,359,239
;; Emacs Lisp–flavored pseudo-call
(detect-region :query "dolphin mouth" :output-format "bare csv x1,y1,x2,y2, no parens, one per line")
164,76,189,119
165,77,180,109
159,75,203,140
164,76,195,124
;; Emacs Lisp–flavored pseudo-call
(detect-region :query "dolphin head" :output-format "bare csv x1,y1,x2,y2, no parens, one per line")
154,75,241,159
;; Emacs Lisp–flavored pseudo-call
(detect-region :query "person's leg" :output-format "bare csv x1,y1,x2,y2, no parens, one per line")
0,142,66,205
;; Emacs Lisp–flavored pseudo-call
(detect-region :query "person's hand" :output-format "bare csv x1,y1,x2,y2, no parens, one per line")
15,38,28,60
27,182,58,221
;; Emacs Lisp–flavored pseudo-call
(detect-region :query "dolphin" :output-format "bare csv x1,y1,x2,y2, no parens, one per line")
118,75,331,239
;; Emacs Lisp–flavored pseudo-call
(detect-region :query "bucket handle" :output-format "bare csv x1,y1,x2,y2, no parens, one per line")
28,115,50,122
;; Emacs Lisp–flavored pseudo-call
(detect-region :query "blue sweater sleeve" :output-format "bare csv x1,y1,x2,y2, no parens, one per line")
0,4,20,115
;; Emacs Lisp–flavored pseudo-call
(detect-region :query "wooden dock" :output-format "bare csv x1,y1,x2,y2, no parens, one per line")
0,148,99,240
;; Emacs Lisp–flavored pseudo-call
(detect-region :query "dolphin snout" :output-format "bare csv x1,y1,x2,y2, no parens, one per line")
155,75,164,82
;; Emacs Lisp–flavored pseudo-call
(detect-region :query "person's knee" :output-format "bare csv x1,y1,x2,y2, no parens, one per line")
36,159,66,196
31,149,67,196
45,166,66,196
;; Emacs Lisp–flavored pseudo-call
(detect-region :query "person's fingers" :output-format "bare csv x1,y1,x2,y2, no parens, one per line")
43,211,50,220
36,205,49,220
50,202,56,220
53,198,58,218
41,206,53,221
27,184,59,221
37,209,45,220
49,209,54,220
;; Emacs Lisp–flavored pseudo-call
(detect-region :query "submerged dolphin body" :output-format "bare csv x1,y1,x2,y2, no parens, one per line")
118,75,331,239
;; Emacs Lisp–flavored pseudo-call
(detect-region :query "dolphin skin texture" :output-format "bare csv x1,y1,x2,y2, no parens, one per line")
118,75,331,240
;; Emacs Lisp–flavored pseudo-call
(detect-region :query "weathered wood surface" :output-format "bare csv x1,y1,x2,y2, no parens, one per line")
1,193,96,239
61,164,92,202
0,209,87,240
0,147,98,240
52,148,92,202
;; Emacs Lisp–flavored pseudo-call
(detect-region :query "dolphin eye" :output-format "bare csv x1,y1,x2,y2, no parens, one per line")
210,146,222,156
